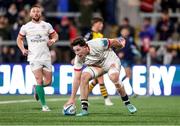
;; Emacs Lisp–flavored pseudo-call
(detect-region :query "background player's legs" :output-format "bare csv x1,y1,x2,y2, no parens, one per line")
124,65,138,97
89,76,113,105
125,67,131,79
33,68,50,111
97,76,107,98
42,69,52,87
120,65,133,95
33,68,45,105
97,76,113,106
88,78,97,93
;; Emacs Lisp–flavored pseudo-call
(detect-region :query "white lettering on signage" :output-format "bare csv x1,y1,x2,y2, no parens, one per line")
0,65,176,96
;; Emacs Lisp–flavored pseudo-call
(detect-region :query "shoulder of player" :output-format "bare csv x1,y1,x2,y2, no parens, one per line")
86,38,102,46
88,38,104,43
88,38,109,48
21,21,32,27
40,21,52,26
19,22,31,30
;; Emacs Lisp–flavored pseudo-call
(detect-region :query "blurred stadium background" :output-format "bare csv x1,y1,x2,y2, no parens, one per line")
0,0,180,64
0,0,180,125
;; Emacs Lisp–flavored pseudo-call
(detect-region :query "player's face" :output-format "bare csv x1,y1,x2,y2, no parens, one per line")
121,28,130,37
73,45,89,58
30,7,41,22
95,22,103,32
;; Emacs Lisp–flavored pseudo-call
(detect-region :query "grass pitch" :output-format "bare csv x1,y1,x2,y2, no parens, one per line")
0,95,179,125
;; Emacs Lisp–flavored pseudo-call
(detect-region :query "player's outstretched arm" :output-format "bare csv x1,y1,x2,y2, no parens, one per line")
16,34,28,56
109,37,126,49
64,70,82,106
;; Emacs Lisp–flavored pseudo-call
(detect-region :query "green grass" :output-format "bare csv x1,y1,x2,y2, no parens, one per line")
0,95,180,125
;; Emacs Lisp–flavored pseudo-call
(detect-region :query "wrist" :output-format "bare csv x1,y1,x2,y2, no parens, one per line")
21,48,25,52
118,37,125,43
51,39,56,43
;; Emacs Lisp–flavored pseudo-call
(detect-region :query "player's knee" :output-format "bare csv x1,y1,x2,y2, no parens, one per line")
36,79,43,85
91,79,98,86
108,67,120,83
109,73,119,83
35,76,43,84
97,77,104,84
81,73,91,85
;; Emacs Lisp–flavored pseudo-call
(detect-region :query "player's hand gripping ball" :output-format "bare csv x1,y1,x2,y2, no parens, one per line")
63,104,76,115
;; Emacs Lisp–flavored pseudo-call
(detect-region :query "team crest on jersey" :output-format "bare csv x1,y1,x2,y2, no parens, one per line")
30,63,34,67
102,39,108,47
41,25,46,29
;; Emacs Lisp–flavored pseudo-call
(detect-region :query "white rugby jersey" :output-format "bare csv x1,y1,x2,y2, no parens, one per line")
74,38,119,70
19,21,55,61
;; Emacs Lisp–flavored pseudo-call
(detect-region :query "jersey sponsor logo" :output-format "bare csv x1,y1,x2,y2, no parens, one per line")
41,25,46,29
31,34,46,43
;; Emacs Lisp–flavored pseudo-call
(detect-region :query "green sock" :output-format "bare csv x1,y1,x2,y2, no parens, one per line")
36,85,46,106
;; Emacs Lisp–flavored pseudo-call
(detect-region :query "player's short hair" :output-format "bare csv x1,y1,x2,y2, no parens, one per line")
71,37,87,47
144,17,151,22
123,17,129,23
162,10,169,15
91,17,104,25
31,5,41,10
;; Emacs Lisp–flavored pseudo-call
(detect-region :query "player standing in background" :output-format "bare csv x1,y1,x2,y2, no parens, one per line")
65,37,137,116
17,5,58,111
84,17,113,106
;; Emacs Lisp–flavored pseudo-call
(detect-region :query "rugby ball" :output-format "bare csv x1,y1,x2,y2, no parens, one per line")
63,104,76,115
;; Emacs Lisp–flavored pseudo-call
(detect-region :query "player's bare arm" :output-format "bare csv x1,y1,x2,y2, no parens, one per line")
65,70,82,106
48,31,59,46
17,34,28,56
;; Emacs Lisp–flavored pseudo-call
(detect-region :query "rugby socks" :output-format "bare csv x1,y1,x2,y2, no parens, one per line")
81,99,88,111
89,82,96,93
121,95,130,106
36,85,46,106
89,82,108,99
100,84,108,99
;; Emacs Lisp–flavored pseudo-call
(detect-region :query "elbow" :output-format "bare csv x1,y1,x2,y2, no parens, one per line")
56,33,59,41
57,34,59,41
16,34,23,43
55,32,59,41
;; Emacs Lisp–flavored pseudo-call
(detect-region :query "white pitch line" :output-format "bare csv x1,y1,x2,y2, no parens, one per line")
0,97,101,105
0,98,61,104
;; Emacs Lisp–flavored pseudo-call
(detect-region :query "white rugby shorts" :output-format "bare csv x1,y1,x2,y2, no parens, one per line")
29,60,52,72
